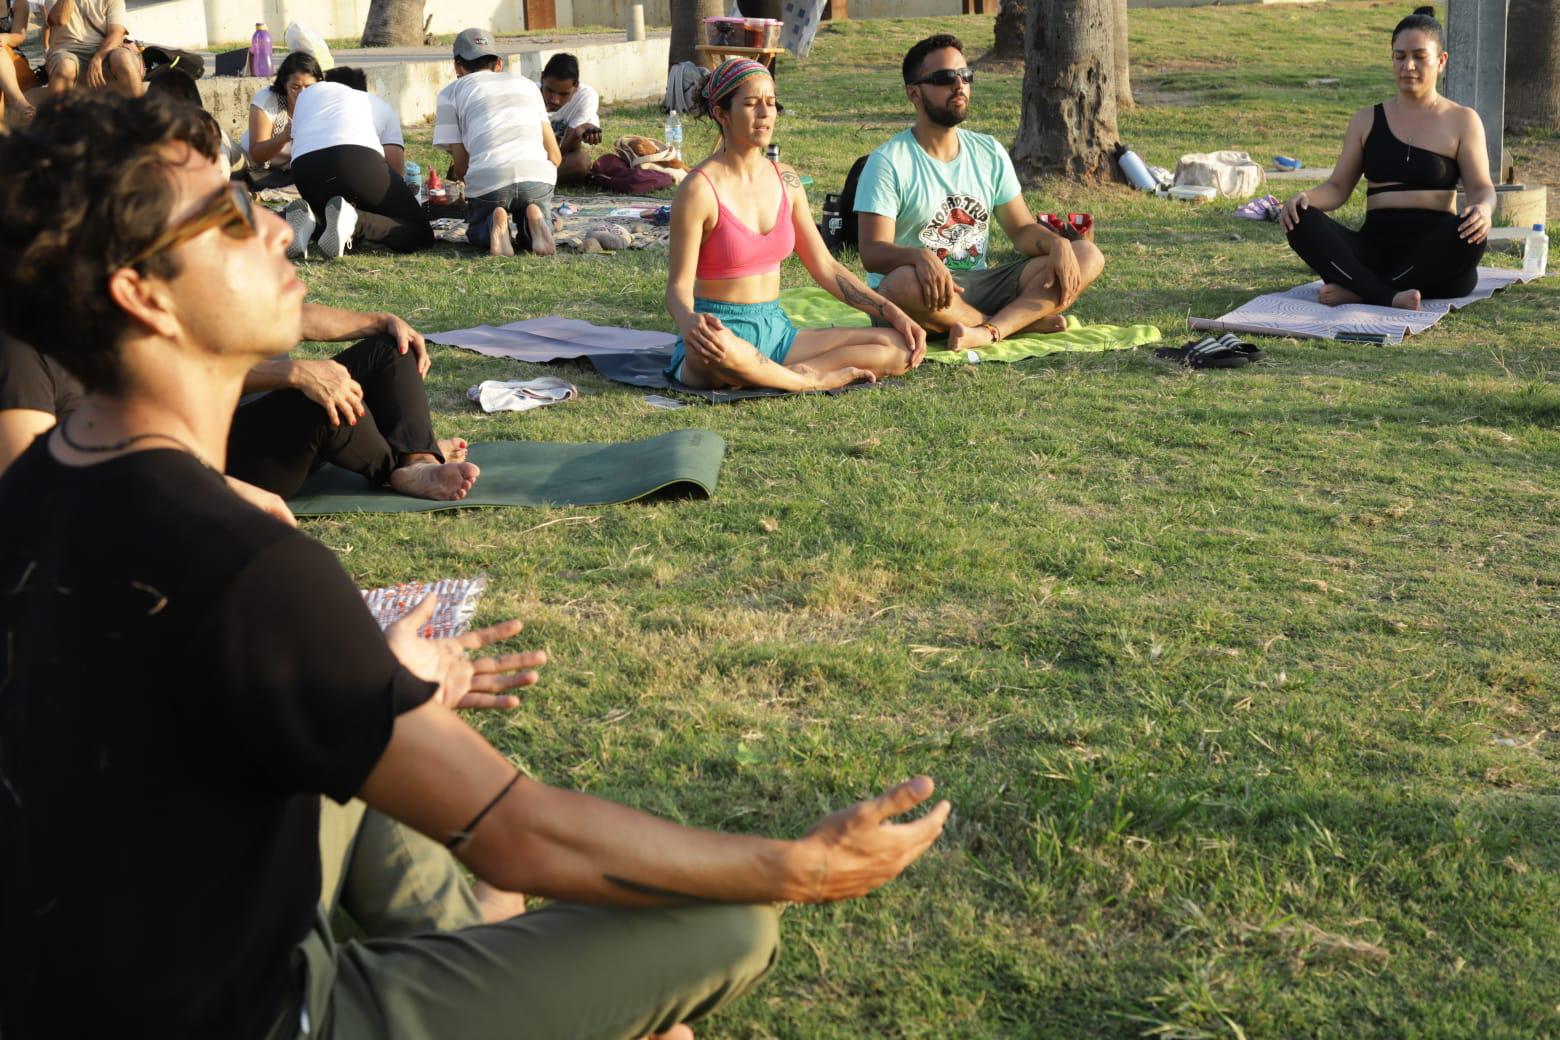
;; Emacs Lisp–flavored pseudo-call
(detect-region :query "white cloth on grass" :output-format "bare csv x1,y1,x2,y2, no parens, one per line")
467,377,578,414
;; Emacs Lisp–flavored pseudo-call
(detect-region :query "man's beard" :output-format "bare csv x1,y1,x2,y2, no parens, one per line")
926,98,967,128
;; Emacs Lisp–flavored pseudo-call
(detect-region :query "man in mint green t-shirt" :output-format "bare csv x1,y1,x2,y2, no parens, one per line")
854,33,1106,354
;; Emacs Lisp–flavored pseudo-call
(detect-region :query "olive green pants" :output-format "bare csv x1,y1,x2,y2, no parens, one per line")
265,799,781,1040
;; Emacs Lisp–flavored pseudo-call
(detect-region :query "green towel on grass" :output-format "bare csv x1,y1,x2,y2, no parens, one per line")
779,287,1161,364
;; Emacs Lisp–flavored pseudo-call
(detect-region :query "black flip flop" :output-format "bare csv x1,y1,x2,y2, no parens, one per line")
1215,332,1268,362
1154,336,1252,369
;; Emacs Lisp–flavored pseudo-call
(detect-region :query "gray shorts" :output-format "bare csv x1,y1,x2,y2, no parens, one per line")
872,256,1034,328
951,257,1032,316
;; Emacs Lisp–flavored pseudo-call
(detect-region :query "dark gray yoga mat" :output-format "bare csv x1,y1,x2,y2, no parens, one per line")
288,430,725,515
588,349,889,403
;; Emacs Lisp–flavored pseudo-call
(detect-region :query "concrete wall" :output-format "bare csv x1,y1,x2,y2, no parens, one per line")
198,34,670,138
146,0,532,49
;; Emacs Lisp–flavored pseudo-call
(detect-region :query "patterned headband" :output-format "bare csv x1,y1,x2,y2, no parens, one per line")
703,58,770,107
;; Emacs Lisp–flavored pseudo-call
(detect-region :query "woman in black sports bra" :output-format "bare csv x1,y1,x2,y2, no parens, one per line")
1279,6,1495,310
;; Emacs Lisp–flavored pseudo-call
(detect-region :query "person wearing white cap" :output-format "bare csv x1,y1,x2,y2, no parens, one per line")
434,28,562,257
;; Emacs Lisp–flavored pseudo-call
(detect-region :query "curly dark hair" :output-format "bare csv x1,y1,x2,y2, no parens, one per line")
0,92,219,393
903,33,964,85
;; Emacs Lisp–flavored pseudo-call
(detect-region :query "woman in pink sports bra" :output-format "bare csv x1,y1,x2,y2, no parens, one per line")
665,59,925,390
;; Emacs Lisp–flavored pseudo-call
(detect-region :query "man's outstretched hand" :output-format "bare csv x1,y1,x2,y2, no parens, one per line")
795,776,951,903
386,594,548,710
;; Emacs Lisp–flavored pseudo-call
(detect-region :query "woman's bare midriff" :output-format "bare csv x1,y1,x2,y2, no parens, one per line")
693,271,783,305
1365,186,1457,214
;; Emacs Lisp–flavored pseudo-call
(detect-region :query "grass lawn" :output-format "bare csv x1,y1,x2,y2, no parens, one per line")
297,3,1559,1035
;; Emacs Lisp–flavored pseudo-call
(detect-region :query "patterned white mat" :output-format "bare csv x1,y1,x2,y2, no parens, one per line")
1189,267,1540,344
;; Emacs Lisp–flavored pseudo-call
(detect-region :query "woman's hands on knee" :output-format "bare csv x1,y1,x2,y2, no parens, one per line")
686,313,729,366
1279,191,1311,233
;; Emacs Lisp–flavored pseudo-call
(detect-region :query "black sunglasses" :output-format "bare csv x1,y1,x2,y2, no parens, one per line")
915,67,974,88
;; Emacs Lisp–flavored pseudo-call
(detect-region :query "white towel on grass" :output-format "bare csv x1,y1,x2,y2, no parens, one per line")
467,377,578,414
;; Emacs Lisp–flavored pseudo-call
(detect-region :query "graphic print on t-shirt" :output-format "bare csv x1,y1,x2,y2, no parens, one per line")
917,193,990,270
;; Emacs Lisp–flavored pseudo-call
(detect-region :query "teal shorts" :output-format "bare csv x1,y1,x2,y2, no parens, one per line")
666,298,799,382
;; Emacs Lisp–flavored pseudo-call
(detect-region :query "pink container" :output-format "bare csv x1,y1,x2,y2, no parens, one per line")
704,16,745,46
744,18,782,48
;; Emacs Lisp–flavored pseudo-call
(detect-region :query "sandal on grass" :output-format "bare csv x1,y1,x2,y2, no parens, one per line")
1154,335,1254,369
1214,332,1267,362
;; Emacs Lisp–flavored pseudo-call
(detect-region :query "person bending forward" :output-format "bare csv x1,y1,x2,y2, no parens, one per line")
665,59,925,392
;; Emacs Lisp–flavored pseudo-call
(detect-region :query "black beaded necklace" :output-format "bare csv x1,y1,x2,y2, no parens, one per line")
57,414,217,472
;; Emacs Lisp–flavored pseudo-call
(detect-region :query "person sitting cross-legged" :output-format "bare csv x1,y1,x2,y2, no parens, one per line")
0,91,949,1040
0,295,476,502
855,33,1105,354
435,27,562,257
540,52,602,186
1279,7,1493,310
42,0,139,96
0,0,39,123
665,59,925,392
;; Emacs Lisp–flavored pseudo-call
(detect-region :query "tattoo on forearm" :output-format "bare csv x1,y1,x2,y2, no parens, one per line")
781,170,802,190
836,275,885,318
603,874,721,904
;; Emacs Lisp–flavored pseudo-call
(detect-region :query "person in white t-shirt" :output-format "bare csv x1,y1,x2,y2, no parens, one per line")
284,78,432,260
239,51,321,175
540,52,601,186
434,28,561,258
325,65,405,175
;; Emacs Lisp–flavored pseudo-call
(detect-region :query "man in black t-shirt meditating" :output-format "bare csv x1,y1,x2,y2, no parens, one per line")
0,93,950,1040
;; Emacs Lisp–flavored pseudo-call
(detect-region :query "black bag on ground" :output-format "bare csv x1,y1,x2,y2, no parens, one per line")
142,45,204,79
820,153,870,255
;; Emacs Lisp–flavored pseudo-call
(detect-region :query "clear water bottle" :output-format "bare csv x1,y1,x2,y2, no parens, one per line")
1523,222,1548,279
248,23,273,78
663,109,683,162
403,160,425,204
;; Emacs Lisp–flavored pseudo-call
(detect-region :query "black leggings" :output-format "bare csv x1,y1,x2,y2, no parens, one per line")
290,145,434,254
1285,206,1485,307
226,335,441,498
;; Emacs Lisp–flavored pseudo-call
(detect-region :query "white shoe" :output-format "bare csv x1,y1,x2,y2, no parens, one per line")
283,199,316,260
319,196,358,260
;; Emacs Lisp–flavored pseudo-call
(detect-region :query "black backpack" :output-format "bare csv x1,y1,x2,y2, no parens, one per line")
820,153,871,255
141,45,205,79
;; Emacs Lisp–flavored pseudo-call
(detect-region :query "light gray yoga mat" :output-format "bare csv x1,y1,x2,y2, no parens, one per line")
1189,266,1540,344
428,316,677,362
288,430,725,515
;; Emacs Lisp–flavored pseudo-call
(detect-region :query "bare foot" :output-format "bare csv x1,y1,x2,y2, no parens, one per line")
472,880,526,922
524,202,556,256
793,364,875,390
1317,283,1363,306
644,1027,694,1040
388,460,480,500
1019,313,1068,334
1390,288,1422,310
946,321,998,352
489,208,515,257
438,437,469,463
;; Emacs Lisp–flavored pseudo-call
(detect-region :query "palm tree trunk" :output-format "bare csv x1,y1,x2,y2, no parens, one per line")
1507,0,1560,131
361,0,426,47
670,0,725,67
1114,0,1133,110
1011,0,1122,183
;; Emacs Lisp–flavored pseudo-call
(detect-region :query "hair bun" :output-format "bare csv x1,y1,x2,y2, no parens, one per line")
1414,5,1435,14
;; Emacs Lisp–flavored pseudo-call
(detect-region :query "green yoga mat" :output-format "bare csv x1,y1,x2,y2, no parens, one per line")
780,287,1162,363
288,430,726,515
